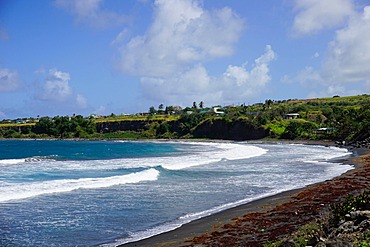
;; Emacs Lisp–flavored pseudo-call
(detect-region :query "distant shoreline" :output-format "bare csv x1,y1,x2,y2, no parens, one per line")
120,141,369,247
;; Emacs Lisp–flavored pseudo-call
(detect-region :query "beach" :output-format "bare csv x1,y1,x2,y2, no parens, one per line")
122,145,370,247
0,140,366,246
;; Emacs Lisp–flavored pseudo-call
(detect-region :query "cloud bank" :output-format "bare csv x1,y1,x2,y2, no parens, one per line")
292,0,354,36
287,2,370,97
117,0,275,106
323,6,370,85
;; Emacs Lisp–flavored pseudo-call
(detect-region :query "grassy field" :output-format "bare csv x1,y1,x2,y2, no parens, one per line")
94,114,180,123
0,123,35,128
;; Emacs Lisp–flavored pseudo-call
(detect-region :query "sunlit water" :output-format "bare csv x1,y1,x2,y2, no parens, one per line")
0,140,353,246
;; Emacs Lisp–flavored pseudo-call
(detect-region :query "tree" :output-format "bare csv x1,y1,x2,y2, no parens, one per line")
192,101,197,109
54,116,72,138
165,106,174,115
158,104,164,111
149,106,157,115
34,117,56,136
265,99,273,109
281,120,318,139
158,104,164,114
157,122,171,136
199,101,204,109
178,113,205,135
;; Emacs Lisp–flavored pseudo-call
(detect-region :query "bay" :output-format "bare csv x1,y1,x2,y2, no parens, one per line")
0,140,352,246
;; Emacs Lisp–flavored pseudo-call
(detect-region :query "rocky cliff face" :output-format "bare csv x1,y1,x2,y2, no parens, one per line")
95,120,151,133
95,118,268,140
192,118,269,140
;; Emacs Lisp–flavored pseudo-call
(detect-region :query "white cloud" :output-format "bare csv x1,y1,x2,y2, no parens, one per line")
0,68,21,92
40,69,72,101
286,5,370,97
288,66,323,86
139,65,213,105
139,45,276,106
222,45,276,102
55,0,126,29
118,0,244,78
37,69,88,109
117,0,255,106
111,28,129,46
292,0,354,36
323,6,370,84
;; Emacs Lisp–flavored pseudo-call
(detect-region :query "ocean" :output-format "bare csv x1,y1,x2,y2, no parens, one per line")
0,140,353,246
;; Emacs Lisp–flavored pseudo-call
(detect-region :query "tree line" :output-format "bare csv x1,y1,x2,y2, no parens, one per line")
0,115,96,139
0,95,369,143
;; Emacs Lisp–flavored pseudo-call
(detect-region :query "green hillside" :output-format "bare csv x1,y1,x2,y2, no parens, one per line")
1,95,369,145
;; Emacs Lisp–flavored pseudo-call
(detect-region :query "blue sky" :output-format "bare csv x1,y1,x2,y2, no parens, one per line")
1,0,369,119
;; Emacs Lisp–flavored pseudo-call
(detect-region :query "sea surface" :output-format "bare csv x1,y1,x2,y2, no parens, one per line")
0,140,353,246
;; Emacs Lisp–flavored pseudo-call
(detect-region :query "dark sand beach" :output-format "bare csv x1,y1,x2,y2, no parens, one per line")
122,144,370,247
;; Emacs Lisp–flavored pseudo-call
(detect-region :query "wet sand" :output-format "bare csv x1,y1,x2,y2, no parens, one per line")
122,145,370,247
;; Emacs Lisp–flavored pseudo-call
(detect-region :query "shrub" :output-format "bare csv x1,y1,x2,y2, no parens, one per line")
281,120,319,139
329,191,370,227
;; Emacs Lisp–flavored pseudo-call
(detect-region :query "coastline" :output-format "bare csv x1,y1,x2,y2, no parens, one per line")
121,142,370,247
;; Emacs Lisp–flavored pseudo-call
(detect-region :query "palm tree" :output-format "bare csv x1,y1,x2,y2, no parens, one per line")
158,104,164,111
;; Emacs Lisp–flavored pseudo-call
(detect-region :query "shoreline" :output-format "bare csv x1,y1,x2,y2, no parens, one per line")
2,139,367,246
121,142,370,247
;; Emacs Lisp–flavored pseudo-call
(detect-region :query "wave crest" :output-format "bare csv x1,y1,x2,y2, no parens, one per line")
0,168,159,203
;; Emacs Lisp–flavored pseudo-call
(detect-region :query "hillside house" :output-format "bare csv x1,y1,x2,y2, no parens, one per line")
212,107,225,116
283,113,300,119
316,127,334,134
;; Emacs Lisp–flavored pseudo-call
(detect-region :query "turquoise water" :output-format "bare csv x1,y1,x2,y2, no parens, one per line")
0,140,353,246
0,140,179,160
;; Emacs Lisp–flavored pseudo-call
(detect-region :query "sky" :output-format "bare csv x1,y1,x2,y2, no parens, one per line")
0,0,370,119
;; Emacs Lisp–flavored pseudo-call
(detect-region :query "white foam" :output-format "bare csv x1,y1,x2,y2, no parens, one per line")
0,158,26,165
0,168,159,203
0,156,57,166
308,145,351,160
158,142,267,170
18,142,267,171
0,142,267,172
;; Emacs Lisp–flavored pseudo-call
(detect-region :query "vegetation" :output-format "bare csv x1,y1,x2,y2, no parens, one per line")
0,115,95,139
329,191,370,228
0,94,369,142
265,191,370,247
264,222,322,247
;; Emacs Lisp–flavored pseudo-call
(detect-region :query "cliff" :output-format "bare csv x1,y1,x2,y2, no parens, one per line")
96,118,268,140
192,118,269,140
96,120,152,133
